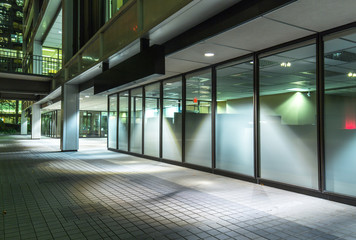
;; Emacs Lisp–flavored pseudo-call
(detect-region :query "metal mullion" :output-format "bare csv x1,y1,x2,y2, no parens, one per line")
317,33,325,192
159,82,163,159
142,87,145,155
128,91,131,152
116,94,119,150
253,53,260,182
211,67,217,170
107,95,110,149
182,75,186,163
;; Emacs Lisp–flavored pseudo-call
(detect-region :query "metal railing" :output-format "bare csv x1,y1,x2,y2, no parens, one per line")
0,49,62,76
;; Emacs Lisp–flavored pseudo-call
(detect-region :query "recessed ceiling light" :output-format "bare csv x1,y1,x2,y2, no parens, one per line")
204,52,215,57
281,62,291,67
85,95,90,98
348,72,356,78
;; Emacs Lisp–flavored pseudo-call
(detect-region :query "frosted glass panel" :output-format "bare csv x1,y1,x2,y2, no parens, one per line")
260,44,318,189
324,30,356,197
108,95,117,149
130,88,142,154
144,83,160,157
163,77,182,161
118,91,129,151
216,61,254,176
185,70,212,167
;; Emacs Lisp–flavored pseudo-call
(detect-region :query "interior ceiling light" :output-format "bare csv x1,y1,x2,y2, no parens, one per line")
85,95,90,98
204,52,215,57
281,62,291,67
348,72,356,77
287,88,308,92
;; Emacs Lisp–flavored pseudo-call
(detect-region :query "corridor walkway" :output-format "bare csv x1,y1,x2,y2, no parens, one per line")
0,135,356,240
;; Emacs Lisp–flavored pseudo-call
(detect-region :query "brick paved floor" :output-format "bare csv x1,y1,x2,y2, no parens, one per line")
1,135,356,240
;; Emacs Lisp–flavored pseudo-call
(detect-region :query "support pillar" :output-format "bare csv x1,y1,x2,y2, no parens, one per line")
33,40,42,74
31,104,41,139
61,84,79,151
21,111,27,135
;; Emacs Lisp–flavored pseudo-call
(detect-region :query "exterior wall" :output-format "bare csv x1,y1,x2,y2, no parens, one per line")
107,24,356,204
41,110,108,138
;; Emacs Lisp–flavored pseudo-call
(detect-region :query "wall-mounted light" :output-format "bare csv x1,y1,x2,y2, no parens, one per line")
348,72,356,78
281,62,291,67
204,52,215,57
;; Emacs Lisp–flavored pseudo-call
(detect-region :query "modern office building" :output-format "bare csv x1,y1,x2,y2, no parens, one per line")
1,0,356,206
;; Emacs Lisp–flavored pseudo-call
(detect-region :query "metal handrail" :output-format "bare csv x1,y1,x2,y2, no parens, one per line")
0,49,62,76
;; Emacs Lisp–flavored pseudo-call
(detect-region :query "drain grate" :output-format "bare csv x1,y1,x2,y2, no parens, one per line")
59,203,112,221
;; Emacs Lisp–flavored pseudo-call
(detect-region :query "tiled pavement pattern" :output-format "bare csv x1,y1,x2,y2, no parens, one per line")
1,136,356,240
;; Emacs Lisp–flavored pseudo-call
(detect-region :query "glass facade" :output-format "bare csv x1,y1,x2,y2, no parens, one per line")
130,88,143,154
260,44,318,189
324,30,356,197
41,110,61,138
118,91,129,151
79,111,107,138
144,83,160,157
41,110,107,138
106,25,356,202
185,70,212,167
216,60,254,176
162,77,182,161
108,95,117,149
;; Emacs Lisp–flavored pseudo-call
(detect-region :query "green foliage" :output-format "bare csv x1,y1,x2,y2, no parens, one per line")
0,100,17,114
0,119,17,135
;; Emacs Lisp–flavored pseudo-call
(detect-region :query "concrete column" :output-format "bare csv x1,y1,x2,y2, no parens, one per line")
31,104,41,139
61,84,79,151
21,111,27,135
33,40,42,74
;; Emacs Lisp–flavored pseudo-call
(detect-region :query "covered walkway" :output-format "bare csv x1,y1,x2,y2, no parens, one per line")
0,136,355,240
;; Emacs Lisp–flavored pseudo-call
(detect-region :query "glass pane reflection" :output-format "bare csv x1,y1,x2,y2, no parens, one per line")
324,30,356,197
163,77,182,161
260,44,318,189
216,60,254,176
185,70,212,167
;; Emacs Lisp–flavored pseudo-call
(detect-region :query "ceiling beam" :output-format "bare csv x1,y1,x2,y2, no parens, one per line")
0,78,50,95
164,0,296,55
0,92,41,101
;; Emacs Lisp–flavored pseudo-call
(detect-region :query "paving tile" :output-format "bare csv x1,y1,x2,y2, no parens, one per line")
1,136,355,240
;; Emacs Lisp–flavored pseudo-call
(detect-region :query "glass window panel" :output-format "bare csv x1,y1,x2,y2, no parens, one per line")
144,83,160,157
324,30,356,197
119,91,129,151
163,77,182,161
216,60,254,176
108,95,117,149
100,112,108,137
130,88,142,154
185,70,212,167
260,44,318,189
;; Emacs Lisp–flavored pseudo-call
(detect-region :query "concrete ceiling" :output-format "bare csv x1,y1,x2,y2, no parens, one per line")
42,87,107,112
43,9,62,49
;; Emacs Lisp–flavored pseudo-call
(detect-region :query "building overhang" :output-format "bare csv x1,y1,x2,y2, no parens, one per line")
93,45,165,94
0,72,51,100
